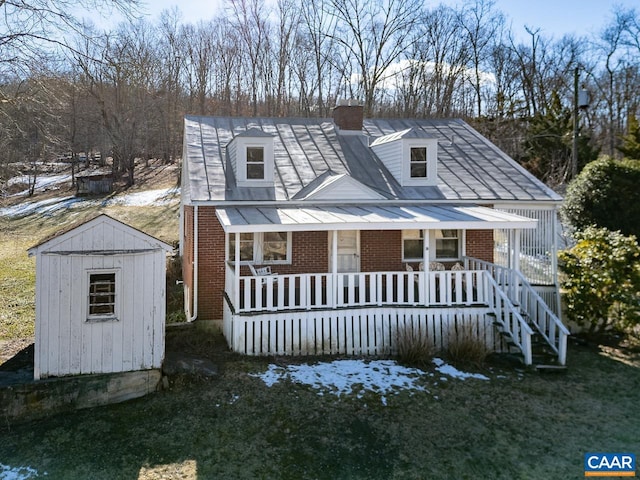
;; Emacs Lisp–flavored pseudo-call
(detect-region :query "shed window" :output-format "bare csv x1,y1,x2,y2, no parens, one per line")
246,147,265,179
89,273,116,317
410,147,427,178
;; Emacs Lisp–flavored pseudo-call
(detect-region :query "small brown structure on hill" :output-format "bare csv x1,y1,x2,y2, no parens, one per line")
75,169,113,195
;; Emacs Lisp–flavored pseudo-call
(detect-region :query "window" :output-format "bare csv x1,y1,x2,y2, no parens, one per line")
228,232,291,264
246,147,265,179
88,272,116,318
435,229,459,259
402,230,424,261
410,147,427,178
229,233,255,262
262,232,288,262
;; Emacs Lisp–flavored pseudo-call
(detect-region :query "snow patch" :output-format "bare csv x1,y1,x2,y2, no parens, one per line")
0,187,179,217
252,358,490,404
108,187,179,207
0,463,44,479
432,358,489,380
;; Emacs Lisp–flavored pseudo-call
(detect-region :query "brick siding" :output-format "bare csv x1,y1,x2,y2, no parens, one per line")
465,229,494,263
183,207,496,320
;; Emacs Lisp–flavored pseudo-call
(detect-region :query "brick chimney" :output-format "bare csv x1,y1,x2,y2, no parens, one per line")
333,100,363,132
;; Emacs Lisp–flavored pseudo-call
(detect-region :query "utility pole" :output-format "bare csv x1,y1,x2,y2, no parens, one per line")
572,67,579,180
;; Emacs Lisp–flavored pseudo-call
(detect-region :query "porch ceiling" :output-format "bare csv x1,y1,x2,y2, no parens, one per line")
215,204,537,233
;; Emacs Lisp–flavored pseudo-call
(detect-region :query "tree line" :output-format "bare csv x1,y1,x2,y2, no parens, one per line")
1,0,639,188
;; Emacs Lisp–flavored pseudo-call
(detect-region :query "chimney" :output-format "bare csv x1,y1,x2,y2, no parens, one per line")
333,99,363,133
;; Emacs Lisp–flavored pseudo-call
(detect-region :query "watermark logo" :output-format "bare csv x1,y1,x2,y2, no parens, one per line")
584,453,636,477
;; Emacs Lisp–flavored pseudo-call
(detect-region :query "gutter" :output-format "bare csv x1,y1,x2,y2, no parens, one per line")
187,205,198,322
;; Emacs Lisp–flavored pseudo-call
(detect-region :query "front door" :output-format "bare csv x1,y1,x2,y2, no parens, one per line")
329,230,360,273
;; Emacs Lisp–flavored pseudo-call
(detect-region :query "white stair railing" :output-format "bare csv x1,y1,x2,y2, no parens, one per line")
482,272,533,365
464,257,569,365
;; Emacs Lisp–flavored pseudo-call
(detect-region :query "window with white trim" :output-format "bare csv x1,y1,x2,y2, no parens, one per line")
228,233,254,262
401,138,438,186
402,230,424,261
410,147,427,178
435,229,460,259
229,232,291,264
88,271,118,321
246,146,265,180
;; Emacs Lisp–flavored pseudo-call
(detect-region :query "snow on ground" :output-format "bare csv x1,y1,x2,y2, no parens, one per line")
251,358,489,405
0,187,179,218
0,463,43,479
106,187,179,207
8,174,72,197
432,358,489,380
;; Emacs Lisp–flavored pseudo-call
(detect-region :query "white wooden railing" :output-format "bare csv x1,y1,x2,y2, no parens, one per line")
464,257,569,365
481,273,533,365
232,270,486,313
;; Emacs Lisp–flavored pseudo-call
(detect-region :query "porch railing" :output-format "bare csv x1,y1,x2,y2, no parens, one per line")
482,273,533,365
231,270,487,314
464,257,569,365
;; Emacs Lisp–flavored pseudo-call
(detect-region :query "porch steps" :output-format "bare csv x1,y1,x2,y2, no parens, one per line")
489,314,567,371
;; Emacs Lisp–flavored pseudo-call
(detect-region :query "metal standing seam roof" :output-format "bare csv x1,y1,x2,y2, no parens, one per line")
215,204,538,233
183,115,562,205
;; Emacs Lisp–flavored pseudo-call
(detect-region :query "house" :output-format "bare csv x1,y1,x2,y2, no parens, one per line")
28,214,173,380
180,104,569,365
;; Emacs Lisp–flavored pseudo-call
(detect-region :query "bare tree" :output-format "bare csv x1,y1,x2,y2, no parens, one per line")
458,0,504,117
325,0,422,115
0,0,140,74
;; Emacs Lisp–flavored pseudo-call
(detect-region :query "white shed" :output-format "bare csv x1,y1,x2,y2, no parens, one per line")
28,214,173,380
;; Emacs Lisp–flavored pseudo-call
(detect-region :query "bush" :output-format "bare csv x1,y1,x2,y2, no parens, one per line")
395,324,435,368
558,227,640,335
561,157,640,238
445,323,489,367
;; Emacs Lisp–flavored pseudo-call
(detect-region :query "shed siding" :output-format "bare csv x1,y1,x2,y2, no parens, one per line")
33,215,169,379
35,250,166,378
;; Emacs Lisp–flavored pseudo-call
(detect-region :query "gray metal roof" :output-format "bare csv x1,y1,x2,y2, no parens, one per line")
216,205,538,233
183,115,562,204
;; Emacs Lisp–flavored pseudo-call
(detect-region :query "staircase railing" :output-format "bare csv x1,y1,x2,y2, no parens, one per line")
465,257,569,365
482,272,533,365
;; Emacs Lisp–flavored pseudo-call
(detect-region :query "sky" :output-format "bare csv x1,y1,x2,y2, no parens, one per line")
102,0,640,42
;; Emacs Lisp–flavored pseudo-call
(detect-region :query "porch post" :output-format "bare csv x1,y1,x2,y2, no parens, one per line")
234,232,241,310
513,229,521,301
331,230,338,307
513,229,521,273
422,229,429,305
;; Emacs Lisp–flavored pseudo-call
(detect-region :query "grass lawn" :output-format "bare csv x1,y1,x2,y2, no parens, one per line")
1,328,639,480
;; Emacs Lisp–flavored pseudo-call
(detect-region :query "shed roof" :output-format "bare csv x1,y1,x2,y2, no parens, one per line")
183,116,562,205
28,214,173,256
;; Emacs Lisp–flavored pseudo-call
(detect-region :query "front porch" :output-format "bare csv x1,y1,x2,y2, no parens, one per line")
222,258,569,365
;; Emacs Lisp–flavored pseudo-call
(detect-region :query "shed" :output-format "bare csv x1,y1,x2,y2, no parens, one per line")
28,214,173,380
75,169,113,195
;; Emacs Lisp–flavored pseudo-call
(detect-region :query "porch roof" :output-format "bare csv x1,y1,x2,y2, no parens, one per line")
215,204,537,233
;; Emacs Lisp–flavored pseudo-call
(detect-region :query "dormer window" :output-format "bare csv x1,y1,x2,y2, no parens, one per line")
228,128,275,187
410,147,427,178
370,128,438,187
246,146,265,179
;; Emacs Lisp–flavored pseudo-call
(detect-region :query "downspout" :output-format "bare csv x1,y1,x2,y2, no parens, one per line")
187,205,198,322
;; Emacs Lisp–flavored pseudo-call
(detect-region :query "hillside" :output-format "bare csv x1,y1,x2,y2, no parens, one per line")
0,160,182,347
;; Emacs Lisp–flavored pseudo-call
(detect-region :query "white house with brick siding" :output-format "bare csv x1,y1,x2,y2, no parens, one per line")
180,104,569,366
